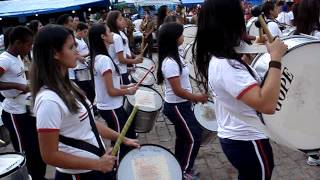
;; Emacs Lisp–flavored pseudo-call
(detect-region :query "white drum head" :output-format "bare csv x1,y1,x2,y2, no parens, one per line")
194,101,218,132
117,144,182,180
131,67,156,86
249,35,320,151
136,58,155,69
126,86,163,112
0,153,25,176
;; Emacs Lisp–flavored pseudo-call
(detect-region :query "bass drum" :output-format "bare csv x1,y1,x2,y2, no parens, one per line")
249,35,320,152
130,67,156,87
246,17,259,37
117,144,182,180
136,58,156,70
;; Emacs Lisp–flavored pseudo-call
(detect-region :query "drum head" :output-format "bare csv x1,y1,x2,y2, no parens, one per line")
250,35,320,151
183,25,197,47
194,101,218,132
117,144,182,180
131,67,156,86
0,153,25,177
136,58,155,69
126,86,163,112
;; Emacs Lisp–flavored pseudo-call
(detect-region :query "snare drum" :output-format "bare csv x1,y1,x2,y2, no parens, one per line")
74,67,92,82
249,35,320,152
130,67,156,87
136,58,156,70
117,144,182,180
194,101,218,145
0,152,29,180
124,86,163,133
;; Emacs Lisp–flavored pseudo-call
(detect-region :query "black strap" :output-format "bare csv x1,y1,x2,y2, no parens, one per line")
59,99,106,157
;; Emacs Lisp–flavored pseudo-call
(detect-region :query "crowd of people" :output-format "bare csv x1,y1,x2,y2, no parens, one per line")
0,0,319,179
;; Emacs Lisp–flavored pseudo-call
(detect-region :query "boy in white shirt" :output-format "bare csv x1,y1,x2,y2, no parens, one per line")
262,1,283,37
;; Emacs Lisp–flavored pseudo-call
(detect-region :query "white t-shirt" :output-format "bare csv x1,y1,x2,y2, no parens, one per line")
276,11,294,25
162,57,192,103
34,88,105,174
208,56,267,140
120,31,132,58
267,19,283,37
0,52,27,114
107,33,127,74
133,19,143,32
94,55,123,110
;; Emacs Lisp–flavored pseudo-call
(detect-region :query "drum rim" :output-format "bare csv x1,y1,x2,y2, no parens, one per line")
251,35,320,67
125,86,164,112
130,66,156,86
193,100,217,132
0,152,26,178
116,143,183,179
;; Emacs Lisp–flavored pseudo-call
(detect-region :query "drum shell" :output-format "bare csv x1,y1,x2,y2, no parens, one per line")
124,87,163,133
0,153,29,180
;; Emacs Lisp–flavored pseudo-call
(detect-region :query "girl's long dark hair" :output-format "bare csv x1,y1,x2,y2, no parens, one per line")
157,5,168,29
157,22,183,85
193,0,254,92
107,10,126,44
27,20,41,35
296,0,320,35
30,24,85,113
88,24,119,75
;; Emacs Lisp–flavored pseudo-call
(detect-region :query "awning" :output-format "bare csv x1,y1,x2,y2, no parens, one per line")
181,0,204,5
0,0,110,17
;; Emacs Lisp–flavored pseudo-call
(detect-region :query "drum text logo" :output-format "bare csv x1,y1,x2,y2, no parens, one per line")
277,67,294,111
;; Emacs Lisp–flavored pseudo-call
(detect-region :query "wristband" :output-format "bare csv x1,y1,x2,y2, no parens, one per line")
269,61,281,70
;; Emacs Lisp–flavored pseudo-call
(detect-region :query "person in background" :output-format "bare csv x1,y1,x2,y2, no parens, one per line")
0,26,47,180
73,16,80,30
276,0,295,26
157,5,169,30
56,14,74,31
27,20,43,35
140,11,155,59
157,22,208,180
262,1,283,37
107,10,143,85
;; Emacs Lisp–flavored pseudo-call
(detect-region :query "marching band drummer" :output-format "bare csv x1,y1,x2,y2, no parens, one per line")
0,26,47,180
262,1,283,37
31,24,139,180
88,24,138,163
107,10,143,85
157,22,208,180
294,0,320,165
194,0,287,179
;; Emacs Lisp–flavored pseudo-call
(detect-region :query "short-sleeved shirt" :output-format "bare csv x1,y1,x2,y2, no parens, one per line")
162,57,192,103
267,19,283,37
34,88,105,174
94,55,122,110
119,31,131,57
107,33,127,74
0,51,27,114
208,56,267,140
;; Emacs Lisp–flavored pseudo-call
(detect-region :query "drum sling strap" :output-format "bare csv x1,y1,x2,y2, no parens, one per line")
59,99,106,157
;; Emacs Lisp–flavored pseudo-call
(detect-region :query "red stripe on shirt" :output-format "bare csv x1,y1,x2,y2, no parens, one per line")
102,69,112,76
0,67,6,73
37,128,60,133
236,83,258,99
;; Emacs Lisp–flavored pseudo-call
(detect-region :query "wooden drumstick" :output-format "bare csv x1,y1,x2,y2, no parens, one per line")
135,66,155,87
140,43,149,56
0,139,5,145
111,106,139,156
258,15,274,43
